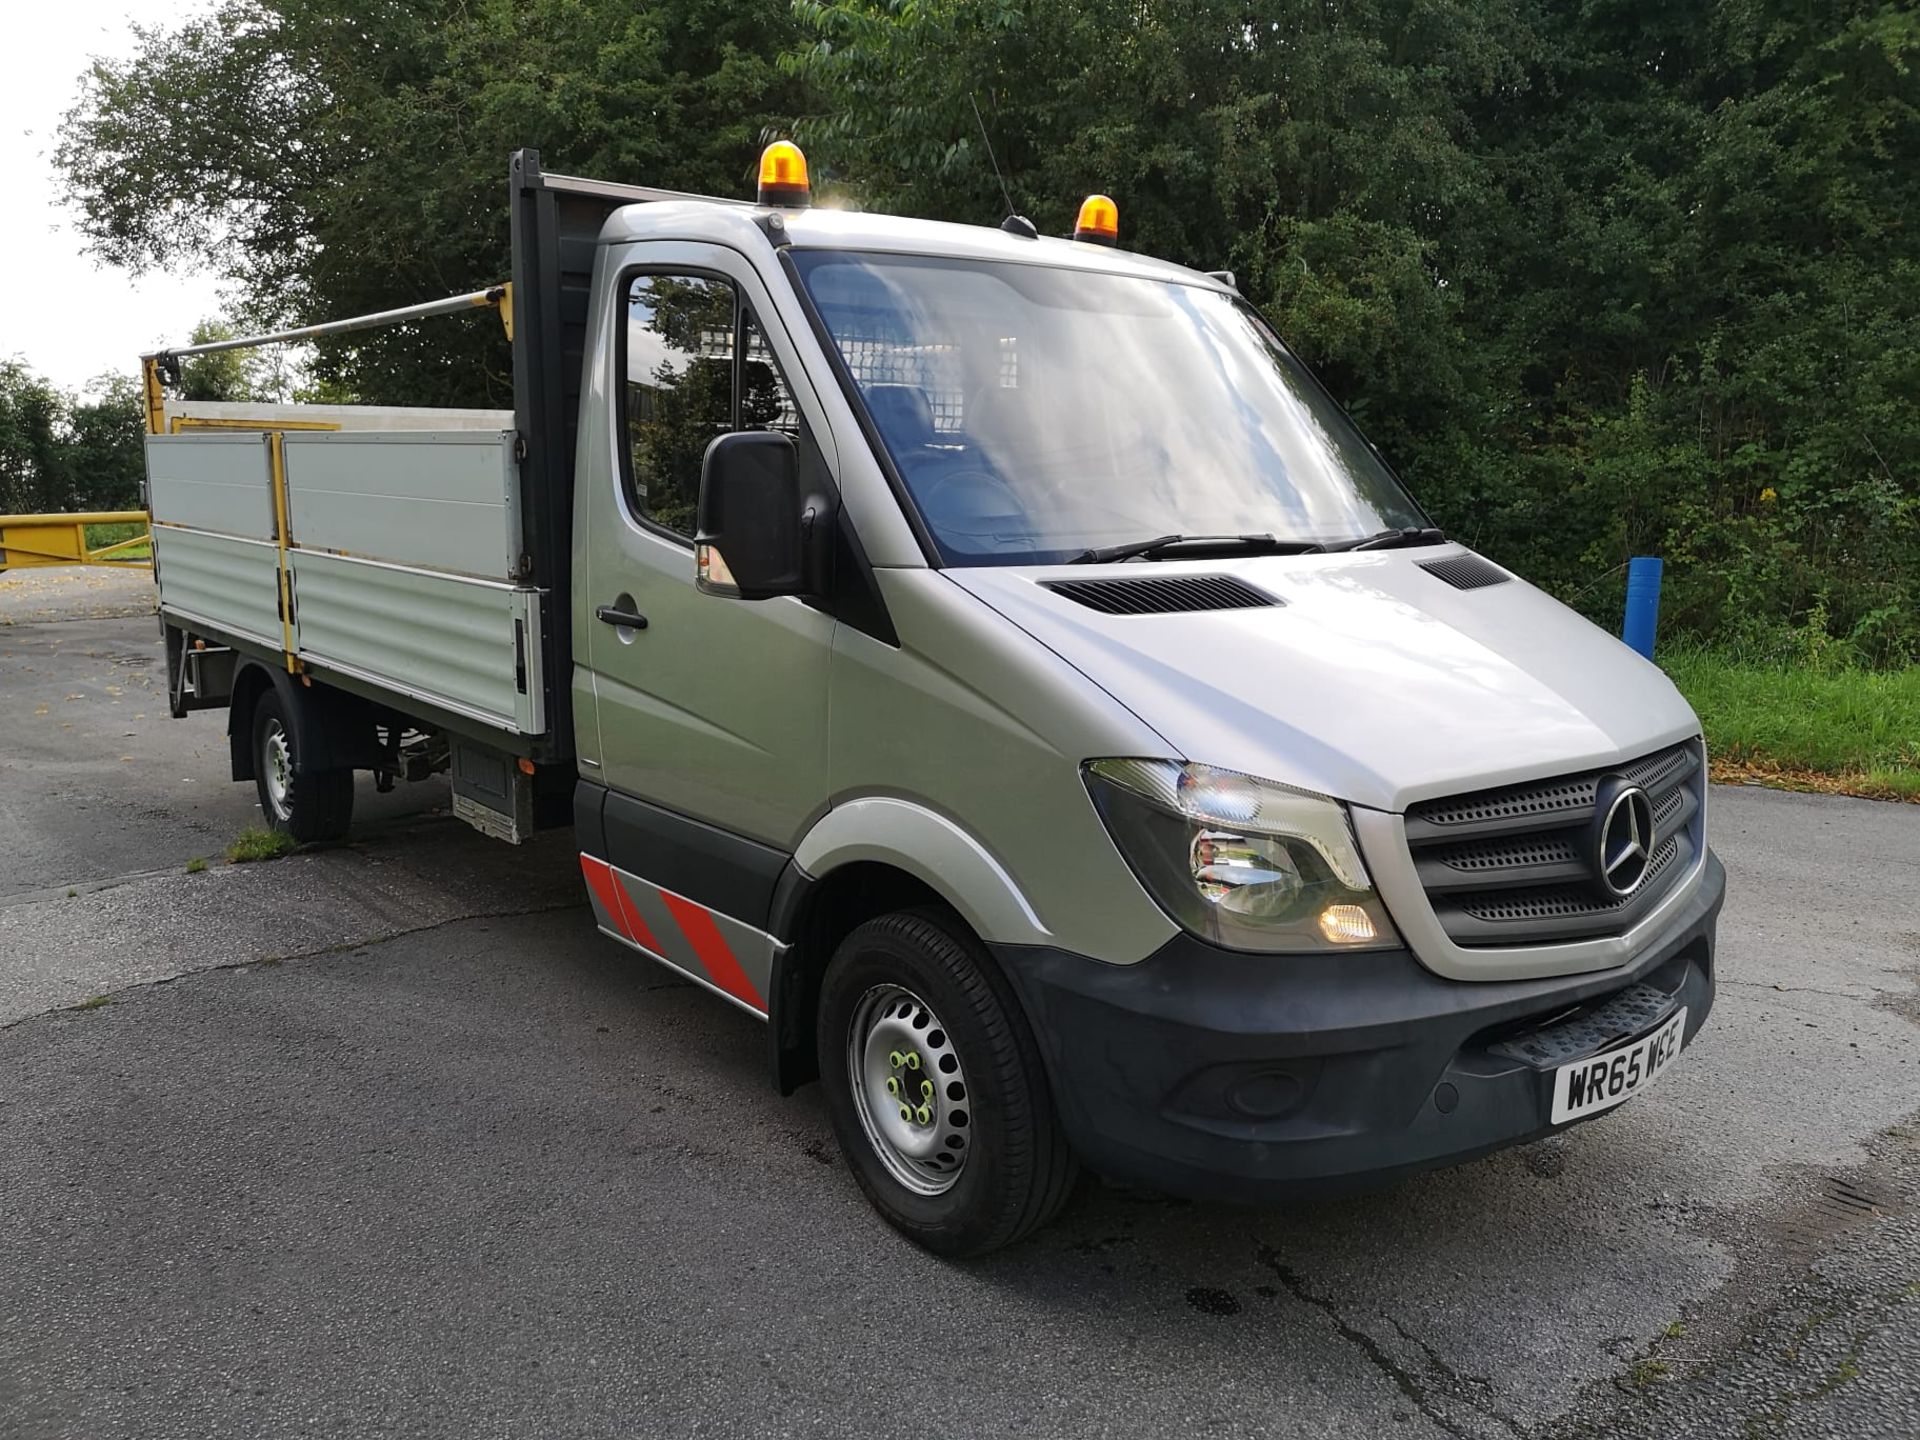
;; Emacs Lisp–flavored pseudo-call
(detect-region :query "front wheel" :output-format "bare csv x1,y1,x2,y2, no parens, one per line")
251,689,354,842
817,909,1079,1257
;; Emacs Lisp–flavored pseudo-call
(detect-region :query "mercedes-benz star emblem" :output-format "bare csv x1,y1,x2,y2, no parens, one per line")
1592,780,1656,899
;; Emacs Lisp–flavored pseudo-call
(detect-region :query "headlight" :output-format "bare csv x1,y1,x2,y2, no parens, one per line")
1084,759,1399,953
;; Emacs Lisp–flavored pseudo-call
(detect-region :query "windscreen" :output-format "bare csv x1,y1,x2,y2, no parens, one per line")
791,251,1427,565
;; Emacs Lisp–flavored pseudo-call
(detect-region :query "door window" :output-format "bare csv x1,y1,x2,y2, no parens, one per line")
740,306,801,438
622,272,801,538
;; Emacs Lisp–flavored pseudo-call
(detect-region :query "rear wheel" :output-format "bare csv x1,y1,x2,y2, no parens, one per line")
817,909,1079,1256
250,689,354,842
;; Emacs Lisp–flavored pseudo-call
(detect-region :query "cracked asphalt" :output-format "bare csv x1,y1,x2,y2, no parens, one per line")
3,569,1917,1439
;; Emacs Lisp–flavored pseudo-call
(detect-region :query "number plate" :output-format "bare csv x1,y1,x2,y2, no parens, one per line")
1550,1008,1687,1125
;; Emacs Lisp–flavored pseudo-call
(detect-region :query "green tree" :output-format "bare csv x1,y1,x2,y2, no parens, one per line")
52,0,1920,660
792,0,1920,662
0,366,149,517
66,376,148,511
788,0,1518,451
177,320,260,403
0,361,74,514
1463,0,1920,661
56,0,804,408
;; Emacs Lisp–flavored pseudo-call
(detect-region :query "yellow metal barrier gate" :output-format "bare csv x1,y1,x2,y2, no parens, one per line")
0,511,152,571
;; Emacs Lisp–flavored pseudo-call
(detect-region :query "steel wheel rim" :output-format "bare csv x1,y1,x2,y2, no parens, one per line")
262,718,293,821
847,984,971,1196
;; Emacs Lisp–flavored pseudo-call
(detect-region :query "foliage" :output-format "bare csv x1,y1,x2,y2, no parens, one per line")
0,364,144,513
788,0,1920,662
66,379,147,510
226,826,297,863
50,0,1920,661
177,319,287,403
0,361,71,513
56,0,805,408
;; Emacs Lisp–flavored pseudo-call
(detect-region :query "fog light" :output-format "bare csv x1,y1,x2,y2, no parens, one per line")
1318,904,1377,944
1225,1067,1306,1119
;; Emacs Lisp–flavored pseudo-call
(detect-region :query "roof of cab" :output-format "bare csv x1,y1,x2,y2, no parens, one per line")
597,198,1230,293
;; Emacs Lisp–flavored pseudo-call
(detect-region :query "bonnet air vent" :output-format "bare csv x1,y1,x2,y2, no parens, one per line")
1418,554,1512,591
1041,575,1281,615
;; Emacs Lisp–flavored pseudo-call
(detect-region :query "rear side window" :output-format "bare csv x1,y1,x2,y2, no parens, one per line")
622,272,800,539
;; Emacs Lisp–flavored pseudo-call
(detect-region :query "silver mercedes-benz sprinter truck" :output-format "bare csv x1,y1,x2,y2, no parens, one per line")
144,145,1723,1255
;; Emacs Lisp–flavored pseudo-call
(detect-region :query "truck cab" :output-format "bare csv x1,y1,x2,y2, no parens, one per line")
144,146,1723,1255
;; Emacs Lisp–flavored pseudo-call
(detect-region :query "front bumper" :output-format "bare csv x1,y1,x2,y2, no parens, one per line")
997,852,1725,1204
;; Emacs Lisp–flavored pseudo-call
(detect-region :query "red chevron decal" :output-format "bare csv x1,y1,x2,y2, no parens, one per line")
659,890,766,1013
578,854,628,938
578,855,662,953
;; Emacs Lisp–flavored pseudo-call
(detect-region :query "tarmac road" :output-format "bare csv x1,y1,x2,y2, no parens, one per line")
2,569,1917,1439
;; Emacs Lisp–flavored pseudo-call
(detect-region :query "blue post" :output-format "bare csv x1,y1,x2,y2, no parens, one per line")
1622,555,1663,659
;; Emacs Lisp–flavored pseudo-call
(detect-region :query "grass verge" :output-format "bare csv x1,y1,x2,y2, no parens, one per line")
1662,650,1920,802
227,827,297,863
82,521,151,563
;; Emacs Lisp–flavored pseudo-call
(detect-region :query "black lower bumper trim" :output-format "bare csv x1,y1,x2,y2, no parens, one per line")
995,853,1725,1204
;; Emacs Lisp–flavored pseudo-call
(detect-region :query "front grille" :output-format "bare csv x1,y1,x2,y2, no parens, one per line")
1404,740,1704,946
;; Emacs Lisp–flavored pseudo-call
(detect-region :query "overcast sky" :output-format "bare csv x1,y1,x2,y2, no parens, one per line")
4,2,224,395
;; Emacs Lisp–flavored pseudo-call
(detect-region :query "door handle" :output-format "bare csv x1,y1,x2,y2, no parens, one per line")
595,604,649,631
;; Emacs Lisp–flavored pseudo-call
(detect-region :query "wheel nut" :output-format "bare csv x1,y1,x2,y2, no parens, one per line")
885,1077,900,1097
888,1051,906,1070
920,1080,933,1100
905,1053,921,1071
914,1104,932,1125
898,1104,913,1122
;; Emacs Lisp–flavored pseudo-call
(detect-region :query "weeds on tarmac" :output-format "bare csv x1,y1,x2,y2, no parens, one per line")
226,827,296,864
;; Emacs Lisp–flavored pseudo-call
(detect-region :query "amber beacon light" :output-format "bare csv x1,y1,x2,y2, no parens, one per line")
1073,194,1119,246
757,141,812,207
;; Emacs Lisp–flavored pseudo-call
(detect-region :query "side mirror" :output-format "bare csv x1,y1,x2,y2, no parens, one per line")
694,431,827,600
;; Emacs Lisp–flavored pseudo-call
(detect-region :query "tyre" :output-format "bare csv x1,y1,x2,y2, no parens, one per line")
250,688,354,842
817,908,1079,1257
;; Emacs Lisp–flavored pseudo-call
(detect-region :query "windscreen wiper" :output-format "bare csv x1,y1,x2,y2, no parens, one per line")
1317,526,1448,554
1068,533,1327,565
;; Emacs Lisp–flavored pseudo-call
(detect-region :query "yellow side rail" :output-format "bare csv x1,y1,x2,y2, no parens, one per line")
0,511,152,571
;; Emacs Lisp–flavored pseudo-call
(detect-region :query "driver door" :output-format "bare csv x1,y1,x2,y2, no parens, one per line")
583,244,837,863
